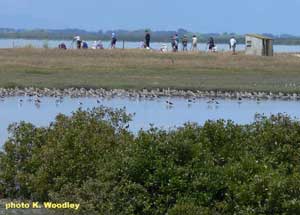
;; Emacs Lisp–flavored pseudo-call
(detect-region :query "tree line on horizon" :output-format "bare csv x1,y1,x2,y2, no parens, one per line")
0,28,300,45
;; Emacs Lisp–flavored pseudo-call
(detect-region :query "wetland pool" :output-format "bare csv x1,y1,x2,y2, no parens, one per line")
0,96,300,146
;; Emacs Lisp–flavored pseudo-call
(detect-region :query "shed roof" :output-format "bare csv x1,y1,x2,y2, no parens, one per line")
246,34,273,40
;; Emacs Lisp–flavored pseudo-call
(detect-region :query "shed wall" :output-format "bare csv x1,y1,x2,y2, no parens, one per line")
245,36,263,56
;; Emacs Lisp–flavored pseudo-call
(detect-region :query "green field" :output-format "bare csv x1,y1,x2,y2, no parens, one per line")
1,48,300,93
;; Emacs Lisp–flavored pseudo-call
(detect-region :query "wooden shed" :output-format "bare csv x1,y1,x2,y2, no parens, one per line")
245,34,274,56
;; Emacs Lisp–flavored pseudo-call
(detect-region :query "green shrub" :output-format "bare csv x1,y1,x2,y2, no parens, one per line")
1,110,300,214
168,201,210,215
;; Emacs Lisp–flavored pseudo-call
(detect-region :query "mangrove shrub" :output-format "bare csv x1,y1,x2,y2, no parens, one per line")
1,109,300,214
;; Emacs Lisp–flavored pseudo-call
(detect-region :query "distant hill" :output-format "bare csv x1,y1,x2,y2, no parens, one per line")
0,28,300,45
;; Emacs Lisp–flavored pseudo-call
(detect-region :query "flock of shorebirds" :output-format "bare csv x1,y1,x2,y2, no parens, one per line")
165,97,248,108
165,97,264,108
0,94,253,109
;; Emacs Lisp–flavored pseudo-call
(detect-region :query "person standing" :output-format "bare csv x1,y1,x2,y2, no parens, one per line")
73,35,82,49
192,35,198,51
182,35,188,51
111,32,117,49
229,36,237,54
207,37,215,52
145,30,151,49
171,36,176,52
174,34,179,52
171,34,179,52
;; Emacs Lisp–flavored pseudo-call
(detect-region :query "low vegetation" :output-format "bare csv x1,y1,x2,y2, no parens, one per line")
1,107,300,214
1,48,300,93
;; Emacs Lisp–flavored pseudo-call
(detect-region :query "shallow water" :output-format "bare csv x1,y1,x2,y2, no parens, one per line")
1,39,300,53
1,96,300,146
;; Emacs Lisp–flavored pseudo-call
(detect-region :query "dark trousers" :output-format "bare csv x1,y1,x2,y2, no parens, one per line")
145,40,150,48
77,40,82,49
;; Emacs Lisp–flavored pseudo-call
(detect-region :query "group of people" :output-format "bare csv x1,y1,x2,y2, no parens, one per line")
67,30,151,50
169,34,198,52
207,36,237,54
58,36,107,50
61,35,89,49
58,31,238,54
169,35,237,54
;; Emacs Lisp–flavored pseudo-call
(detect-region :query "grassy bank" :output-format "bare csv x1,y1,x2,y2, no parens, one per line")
1,48,300,93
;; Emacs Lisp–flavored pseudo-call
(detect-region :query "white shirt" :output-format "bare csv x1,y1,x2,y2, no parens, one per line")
192,37,198,45
74,36,81,41
230,38,237,46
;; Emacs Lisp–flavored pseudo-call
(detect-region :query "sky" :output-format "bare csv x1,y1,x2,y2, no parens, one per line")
0,0,299,35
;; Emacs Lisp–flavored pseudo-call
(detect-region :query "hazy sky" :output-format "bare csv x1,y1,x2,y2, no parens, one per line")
0,0,298,34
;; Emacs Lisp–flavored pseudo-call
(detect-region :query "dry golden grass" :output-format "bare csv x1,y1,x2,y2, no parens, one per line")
0,48,300,92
